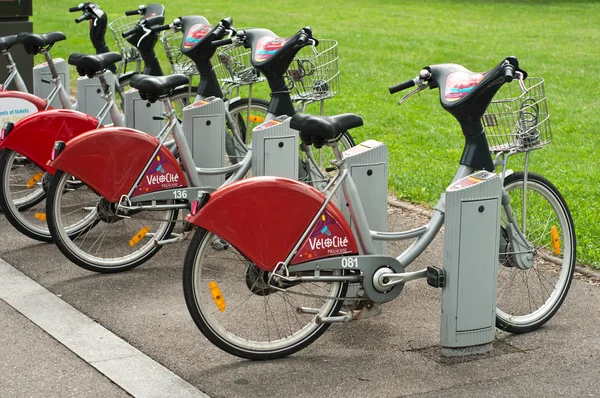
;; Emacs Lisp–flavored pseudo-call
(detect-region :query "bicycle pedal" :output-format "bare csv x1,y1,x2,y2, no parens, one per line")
426,266,445,288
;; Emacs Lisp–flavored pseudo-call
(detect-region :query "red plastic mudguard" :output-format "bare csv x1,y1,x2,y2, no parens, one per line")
186,176,359,271
48,127,186,203
0,109,99,172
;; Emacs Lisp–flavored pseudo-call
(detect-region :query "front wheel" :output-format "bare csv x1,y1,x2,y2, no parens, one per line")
183,228,347,360
46,170,179,273
496,172,576,333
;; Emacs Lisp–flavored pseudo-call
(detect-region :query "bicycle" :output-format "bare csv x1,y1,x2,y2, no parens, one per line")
181,56,576,360
44,25,354,274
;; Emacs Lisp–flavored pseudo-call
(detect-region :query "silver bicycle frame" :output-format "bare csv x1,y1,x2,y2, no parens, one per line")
2,51,28,92
39,50,74,110
278,139,532,274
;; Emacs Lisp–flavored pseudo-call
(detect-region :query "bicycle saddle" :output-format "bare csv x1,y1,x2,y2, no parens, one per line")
68,52,122,77
291,113,363,148
17,32,66,49
130,73,189,102
0,35,18,52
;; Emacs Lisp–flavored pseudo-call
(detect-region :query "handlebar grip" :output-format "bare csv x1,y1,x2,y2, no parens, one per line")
124,9,139,16
75,14,90,23
211,38,233,47
389,79,415,94
151,24,171,33
503,66,514,83
69,6,81,12
221,17,233,29
122,26,139,38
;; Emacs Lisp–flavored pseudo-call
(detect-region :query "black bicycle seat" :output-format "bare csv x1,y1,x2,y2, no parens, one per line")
291,113,363,148
130,73,189,98
68,52,122,77
17,32,66,48
0,35,18,52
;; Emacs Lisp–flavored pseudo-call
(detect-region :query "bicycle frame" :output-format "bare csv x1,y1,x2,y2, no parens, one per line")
1,50,28,92
49,97,252,209
186,138,534,295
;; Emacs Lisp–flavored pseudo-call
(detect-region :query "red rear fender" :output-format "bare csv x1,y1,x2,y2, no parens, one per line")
0,109,99,172
49,127,186,203
186,177,358,271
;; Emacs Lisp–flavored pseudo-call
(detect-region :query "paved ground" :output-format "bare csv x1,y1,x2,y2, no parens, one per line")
1,205,600,397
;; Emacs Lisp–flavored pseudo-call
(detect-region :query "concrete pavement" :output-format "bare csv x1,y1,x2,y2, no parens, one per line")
1,204,600,397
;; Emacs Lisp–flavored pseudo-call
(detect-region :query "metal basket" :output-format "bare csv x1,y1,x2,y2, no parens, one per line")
108,16,142,63
483,77,551,153
213,43,264,87
286,39,339,102
160,30,198,76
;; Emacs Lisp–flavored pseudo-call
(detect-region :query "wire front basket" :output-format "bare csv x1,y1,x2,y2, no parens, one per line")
213,44,264,87
483,77,551,153
286,39,339,102
160,30,198,76
108,16,142,63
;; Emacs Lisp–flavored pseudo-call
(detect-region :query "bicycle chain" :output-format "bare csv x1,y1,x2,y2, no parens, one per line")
272,281,370,302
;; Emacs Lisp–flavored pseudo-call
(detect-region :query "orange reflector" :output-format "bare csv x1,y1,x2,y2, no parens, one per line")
129,226,150,247
249,115,265,123
26,172,44,189
209,281,226,312
34,213,46,221
551,225,561,255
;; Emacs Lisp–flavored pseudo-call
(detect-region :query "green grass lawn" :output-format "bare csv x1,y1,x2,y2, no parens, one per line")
30,0,600,268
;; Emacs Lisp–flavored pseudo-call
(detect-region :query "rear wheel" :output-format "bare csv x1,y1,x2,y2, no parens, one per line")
46,170,179,273
0,149,51,241
183,228,347,359
496,172,576,333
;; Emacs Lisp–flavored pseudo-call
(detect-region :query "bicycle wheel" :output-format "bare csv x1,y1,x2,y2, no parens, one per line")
225,98,270,165
300,131,355,190
0,149,51,241
46,170,179,273
183,228,347,360
496,172,576,333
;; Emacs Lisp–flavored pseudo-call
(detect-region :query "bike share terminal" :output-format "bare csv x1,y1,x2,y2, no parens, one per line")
440,171,502,356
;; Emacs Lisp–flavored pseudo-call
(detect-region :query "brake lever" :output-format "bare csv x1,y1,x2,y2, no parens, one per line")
137,24,152,48
397,80,428,106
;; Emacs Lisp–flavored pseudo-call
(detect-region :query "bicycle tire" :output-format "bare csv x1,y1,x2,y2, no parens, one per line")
224,98,270,165
496,172,576,333
46,170,179,273
183,228,348,360
0,149,50,241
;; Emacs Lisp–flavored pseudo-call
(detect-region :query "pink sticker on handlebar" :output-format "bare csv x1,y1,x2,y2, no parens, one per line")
254,36,289,62
183,24,213,49
444,72,485,102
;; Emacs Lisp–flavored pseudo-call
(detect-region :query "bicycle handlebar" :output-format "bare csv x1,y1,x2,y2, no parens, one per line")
122,25,140,38
69,5,82,12
211,38,233,48
389,79,415,94
124,9,140,16
75,14,91,23
150,24,171,33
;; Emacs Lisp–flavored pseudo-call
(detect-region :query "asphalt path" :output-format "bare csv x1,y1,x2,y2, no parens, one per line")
1,206,600,397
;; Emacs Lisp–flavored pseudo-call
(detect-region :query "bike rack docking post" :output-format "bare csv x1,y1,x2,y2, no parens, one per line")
33,58,69,108
124,88,166,137
76,71,116,118
182,97,226,188
252,115,299,179
440,171,501,357
338,139,388,255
